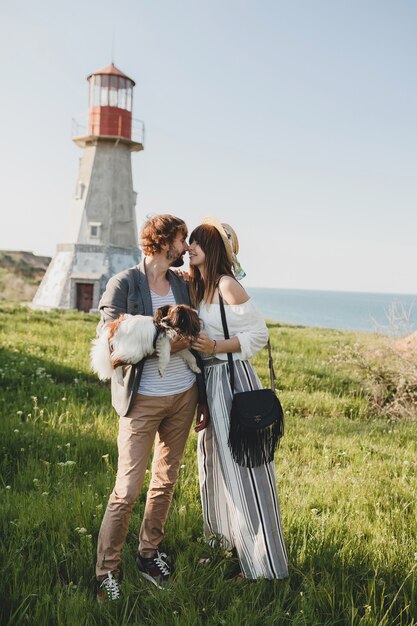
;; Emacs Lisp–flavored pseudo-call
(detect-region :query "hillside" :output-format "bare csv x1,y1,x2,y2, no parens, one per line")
0,250,50,301
0,305,416,625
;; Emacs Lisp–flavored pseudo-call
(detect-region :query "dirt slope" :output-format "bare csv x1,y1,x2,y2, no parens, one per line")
0,251,50,302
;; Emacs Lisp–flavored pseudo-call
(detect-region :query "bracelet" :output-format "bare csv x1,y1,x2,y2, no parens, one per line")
210,339,217,357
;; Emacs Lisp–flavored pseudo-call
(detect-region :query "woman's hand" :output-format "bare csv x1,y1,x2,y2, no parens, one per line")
195,403,210,432
171,268,190,281
191,332,215,354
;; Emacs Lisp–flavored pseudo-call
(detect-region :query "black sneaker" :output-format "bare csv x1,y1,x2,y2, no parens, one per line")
136,551,171,589
96,570,121,603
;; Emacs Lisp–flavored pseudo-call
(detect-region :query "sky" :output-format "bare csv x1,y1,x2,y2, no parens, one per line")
0,0,416,294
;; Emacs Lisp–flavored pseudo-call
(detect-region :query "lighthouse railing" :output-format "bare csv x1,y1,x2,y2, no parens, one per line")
71,116,145,146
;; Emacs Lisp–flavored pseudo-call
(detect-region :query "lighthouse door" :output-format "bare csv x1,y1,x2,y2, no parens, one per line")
76,283,93,312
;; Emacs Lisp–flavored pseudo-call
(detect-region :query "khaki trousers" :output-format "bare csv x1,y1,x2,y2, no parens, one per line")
96,384,198,577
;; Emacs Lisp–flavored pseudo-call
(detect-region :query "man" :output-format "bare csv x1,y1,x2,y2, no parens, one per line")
96,214,208,601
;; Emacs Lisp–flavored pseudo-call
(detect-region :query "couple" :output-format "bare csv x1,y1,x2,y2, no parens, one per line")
96,214,288,601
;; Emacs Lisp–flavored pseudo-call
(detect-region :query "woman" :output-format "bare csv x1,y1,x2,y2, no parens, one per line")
189,216,288,580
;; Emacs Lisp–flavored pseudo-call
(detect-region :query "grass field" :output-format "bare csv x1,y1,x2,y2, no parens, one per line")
0,304,416,625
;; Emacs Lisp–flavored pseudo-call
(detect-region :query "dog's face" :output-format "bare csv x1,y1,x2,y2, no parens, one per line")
154,304,201,340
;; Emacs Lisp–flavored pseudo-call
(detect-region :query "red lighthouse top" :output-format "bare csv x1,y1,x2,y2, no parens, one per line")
87,63,136,86
86,63,137,144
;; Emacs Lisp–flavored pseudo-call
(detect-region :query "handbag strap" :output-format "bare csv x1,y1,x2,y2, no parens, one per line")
218,288,275,393
267,338,276,391
218,289,235,392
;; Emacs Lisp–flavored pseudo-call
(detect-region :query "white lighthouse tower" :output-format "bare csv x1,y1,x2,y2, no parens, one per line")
32,63,144,312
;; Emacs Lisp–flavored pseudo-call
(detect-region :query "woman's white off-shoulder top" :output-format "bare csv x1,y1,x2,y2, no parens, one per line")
198,298,268,361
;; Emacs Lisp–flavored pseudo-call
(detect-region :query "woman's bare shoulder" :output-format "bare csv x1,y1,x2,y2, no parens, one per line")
218,276,249,305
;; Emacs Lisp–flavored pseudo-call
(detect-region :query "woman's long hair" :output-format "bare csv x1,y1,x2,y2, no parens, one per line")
189,225,233,307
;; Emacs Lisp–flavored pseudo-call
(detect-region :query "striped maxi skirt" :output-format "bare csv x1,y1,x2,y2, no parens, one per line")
197,357,288,580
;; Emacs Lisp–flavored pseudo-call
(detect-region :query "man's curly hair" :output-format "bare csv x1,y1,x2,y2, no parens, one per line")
140,215,187,255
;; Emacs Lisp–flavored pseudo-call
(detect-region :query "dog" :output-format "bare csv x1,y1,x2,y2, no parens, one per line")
91,304,202,381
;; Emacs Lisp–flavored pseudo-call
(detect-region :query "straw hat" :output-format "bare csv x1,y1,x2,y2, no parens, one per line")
201,216,245,279
201,216,239,265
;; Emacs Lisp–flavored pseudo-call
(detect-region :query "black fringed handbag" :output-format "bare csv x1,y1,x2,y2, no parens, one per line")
218,292,284,468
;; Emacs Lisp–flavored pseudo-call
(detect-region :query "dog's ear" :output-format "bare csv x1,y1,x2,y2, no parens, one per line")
154,305,171,325
190,310,203,337
169,305,201,338
108,314,127,341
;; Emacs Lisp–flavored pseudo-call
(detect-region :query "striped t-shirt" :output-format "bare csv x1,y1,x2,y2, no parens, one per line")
137,287,196,396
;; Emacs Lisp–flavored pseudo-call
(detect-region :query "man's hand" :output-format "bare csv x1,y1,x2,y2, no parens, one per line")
170,335,191,354
195,403,210,432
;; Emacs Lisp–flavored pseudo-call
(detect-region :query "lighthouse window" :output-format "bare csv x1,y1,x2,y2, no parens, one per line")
75,181,85,200
90,75,101,107
126,86,132,112
119,78,126,109
109,76,118,107
95,77,101,104
89,223,101,238
100,75,110,106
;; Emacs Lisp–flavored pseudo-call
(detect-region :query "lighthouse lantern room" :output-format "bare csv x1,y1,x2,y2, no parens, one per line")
88,65,134,140
32,63,144,312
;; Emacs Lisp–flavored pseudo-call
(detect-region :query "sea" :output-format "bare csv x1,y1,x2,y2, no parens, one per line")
246,287,417,335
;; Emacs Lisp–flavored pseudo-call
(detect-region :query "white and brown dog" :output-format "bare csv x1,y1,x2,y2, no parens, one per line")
91,304,202,381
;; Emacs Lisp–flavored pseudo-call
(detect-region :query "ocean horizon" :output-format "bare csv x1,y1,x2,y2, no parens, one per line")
246,287,417,335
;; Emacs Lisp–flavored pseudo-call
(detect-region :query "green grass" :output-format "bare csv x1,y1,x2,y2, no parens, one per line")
0,304,416,625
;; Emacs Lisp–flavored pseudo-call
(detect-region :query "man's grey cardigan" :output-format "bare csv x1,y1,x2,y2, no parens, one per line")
98,260,205,416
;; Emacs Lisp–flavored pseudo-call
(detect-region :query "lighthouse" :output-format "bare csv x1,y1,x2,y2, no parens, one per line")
32,63,144,312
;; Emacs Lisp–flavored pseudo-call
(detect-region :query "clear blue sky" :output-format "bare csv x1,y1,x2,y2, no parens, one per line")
0,0,416,294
